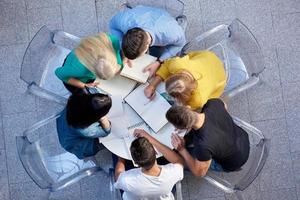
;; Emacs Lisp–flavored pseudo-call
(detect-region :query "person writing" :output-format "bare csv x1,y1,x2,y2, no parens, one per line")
114,130,184,200
55,33,123,94
56,93,112,159
166,99,250,176
144,51,227,110
109,5,186,76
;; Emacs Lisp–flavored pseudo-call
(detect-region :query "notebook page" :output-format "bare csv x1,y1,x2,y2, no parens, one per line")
121,54,157,83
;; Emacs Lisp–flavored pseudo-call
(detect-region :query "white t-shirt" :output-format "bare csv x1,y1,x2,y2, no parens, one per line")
114,163,184,200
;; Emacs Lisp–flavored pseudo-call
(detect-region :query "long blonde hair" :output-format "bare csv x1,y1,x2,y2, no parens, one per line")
75,33,120,80
165,71,197,105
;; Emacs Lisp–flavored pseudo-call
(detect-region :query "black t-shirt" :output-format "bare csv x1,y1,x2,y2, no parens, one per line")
189,99,250,171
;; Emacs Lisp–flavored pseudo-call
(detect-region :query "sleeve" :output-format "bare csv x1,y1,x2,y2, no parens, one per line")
108,13,124,42
78,122,111,138
155,61,171,80
55,53,80,83
193,145,212,162
170,163,184,181
206,98,226,111
114,172,127,190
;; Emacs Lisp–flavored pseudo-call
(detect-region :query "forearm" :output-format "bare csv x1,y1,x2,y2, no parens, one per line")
115,158,126,181
149,76,163,89
67,78,86,88
149,136,183,165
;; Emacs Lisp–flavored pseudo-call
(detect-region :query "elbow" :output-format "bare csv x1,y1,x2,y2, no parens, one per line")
192,169,207,177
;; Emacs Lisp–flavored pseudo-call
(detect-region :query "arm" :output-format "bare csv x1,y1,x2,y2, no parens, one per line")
172,134,211,177
159,44,185,61
108,14,124,41
134,129,184,165
115,157,126,181
144,75,163,99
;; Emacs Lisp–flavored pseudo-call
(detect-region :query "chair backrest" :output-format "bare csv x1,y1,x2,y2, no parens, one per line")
16,113,105,192
20,26,79,103
180,19,265,95
125,0,185,18
203,116,269,193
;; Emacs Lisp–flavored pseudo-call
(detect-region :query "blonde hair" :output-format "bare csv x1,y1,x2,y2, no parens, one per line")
75,32,120,80
165,71,197,105
166,106,197,129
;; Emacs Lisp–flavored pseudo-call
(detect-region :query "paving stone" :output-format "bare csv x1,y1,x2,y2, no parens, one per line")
260,188,298,200
291,152,300,185
0,113,4,149
25,0,60,9
80,171,114,200
0,2,28,45
96,0,120,32
226,179,262,200
282,82,300,152
277,49,300,83
259,152,295,191
10,181,50,200
184,172,225,199
3,112,38,184
27,6,63,39
0,94,37,115
0,150,10,200
0,44,27,69
61,0,98,37
181,176,190,200
272,12,300,50
200,0,237,24
235,0,274,51
268,0,300,14
49,182,81,200
228,91,251,122
203,197,226,200
253,118,290,155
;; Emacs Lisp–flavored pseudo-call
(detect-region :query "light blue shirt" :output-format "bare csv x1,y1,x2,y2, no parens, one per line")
109,5,186,61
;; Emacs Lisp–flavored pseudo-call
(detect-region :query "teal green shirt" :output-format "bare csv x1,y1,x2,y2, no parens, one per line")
55,34,123,83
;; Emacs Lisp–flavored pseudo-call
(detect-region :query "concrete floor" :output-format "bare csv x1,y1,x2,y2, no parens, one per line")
0,0,299,199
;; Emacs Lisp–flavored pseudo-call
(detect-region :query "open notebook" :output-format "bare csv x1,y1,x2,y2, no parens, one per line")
120,54,157,83
96,75,137,99
124,84,171,133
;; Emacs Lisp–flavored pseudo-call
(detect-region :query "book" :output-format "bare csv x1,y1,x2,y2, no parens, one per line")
96,75,137,99
120,54,157,83
124,83,171,133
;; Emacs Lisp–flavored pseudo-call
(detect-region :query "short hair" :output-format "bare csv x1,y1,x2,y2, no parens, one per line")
122,27,149,60
166,106,197,129
166,72,197,105
66,93,112,128
130,137,156,170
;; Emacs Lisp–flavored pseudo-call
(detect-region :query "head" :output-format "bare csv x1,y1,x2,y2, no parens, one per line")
130,137,156,170
75,33,120,80
66,93,112,128
165,72,197,105
166,106,197,130
122,27,151,60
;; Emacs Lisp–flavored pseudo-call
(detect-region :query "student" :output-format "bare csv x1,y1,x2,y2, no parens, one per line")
166,99,250,176
114,130,184,200
56,93,112,159
144,51,226,110
55,32,123,94
109,5,186,76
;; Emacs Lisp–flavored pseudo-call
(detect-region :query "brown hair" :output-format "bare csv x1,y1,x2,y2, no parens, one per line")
166,106,197,129
75,32,120,80
165,71,197,105
130,137,156,170
122,27,149,60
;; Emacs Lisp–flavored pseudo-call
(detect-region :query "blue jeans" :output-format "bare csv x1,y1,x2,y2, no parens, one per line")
210,159,224,172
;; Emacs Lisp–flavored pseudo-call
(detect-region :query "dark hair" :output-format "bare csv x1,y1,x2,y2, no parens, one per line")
166,106,197,129
122,27,149,60
130,137,156,170
66,93,112,128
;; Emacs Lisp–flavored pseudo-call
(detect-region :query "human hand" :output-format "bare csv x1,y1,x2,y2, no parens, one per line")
144,84,156,100
133,129,153,142
123,57,133,68
171,133,185,152
143,61,161,78
99,116,110,129
85,82,100,88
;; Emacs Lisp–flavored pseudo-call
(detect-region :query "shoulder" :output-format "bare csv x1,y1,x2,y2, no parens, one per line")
203,98,225,110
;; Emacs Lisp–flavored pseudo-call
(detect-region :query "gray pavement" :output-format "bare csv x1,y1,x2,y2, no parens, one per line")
0,0,299,199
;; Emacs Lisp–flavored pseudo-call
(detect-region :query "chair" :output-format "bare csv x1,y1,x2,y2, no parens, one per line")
20,26,81,105
180,19,266,99
16,113,116,198
124,0,187,31
202,116,269,200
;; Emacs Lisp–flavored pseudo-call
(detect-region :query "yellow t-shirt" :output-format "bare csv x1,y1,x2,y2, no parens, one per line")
156,51,226,110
